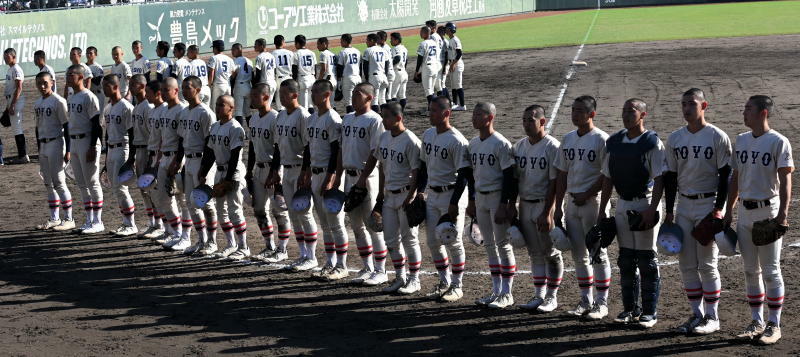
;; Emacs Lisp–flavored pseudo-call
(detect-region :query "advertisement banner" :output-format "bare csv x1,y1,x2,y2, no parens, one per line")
536,0,733,11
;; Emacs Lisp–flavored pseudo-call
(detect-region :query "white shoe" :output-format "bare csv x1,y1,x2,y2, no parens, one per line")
325,266,350,281
52,219,76,231
382,277,407,293
153,232,170,245
440,284,463,302
113,225,138,237
757,321,781,345
585,302,609,320
74,221,93,234
144,227,165,239
200,242,219,256
263,249,288,263
488,293,515,309
283,257,305,270
227,248,251,261
312,264,335,280
351,268,373,284
252,248,275,262
475,292,499,306
363,271,388,286
82,222,105,235
162,235,182,248
566,299,592,316
214,246,238,259
638,315,658,329
292,258,318,271
675,314,702,333
183,241,203,255
454,105,467,111
736,320,765,340
693,315,720,335
519,296,545,310
397,276,421,295
170,237,192,252
37,219,62,230
137,226,155,238
426,281,450,300
537,296,558,313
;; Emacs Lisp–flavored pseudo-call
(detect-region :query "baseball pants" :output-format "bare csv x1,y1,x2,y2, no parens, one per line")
298,75,315,110
615,196,662,316
368,74,389,107
283,165,318,260
252,164,290,251
274,76,289,111
421,66,440,97
390,70,408,100
70,136,103,223
5,95,24,135
737,197,784,325
383,188,422,278
344,170,387,272
39,138,72,220
152,154,184,235
200,86,212,107
565,195,611,303
520,199,563,298
449,62,464,90
210,84,231,112
214,169,247,250
134,147,158,227
476,191,516,295
341,75,361,108
425,189,467,285
233,81,252,118
676,196,721,317
435,64,448,93
311,170,348,268
184,156,218,245
107,146,135,225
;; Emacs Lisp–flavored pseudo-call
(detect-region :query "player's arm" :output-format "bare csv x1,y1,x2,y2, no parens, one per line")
597,175,613,221
776,166,792,226
361,56,370,82
225,146,242,183
713,165,732,213
415,54,422,75
495,165,518,224
245,140,256,184
416,161,428,195
207,66,215,87
356,154,379,188
335,54,344,80
324,140,341,191
9,78,22,112
126,128,136,164
198,139,216,185
384,59,390,76
292,63,299,81
663,170,678,222
449,166,475,217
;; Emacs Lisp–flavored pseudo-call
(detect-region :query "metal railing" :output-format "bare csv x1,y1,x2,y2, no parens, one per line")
1,0,194,13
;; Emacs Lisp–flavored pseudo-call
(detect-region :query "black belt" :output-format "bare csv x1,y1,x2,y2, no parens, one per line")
185,152,203,159
681,192,715,200
69,133,87,139
312,167,326,174
162,151,175,157
479,189,500,195
108,143,125,149
389,186,410,194
346,169,361,176
283,164,301,169
619,193,647,201
38,136,61,143
524,198,544,204
133,144,147,149
429,184,455,193
256,162,268,168
743,199,771,210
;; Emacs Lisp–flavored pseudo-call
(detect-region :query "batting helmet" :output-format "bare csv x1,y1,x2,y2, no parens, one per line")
465,216,482,246
137,167,157,189
191,184,213,208
445,22,457,33
118,161,136,185
323,188,347,214
715,226,739,256
657,222,683,256
436,214,459,245
550,226,571,252
291,187,313,212
507,219,526,249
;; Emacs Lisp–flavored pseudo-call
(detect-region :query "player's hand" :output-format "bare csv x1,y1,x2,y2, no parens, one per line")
322,172,336,191
710,208,723,220
355,175,367,189
494,204,508,225
537,211,554,233
63,152,71,164
776,212,788,227
665,212,675,224
198,175,205,185
402,192,415,208
298,169,312,189
86,146,97,163
167,159,180,177
640,206,658,230
447,203,459,220
466,200,476,218
8,103,15,116
212,180,232,198
572,191,592,206
449,63,456,73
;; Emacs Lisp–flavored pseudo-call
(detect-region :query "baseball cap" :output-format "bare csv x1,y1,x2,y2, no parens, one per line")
211,40,225,50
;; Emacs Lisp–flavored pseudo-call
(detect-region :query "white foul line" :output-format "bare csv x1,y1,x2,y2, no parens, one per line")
546,0,602,131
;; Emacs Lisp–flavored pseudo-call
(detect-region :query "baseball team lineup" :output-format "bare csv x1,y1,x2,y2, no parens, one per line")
1,14,795,349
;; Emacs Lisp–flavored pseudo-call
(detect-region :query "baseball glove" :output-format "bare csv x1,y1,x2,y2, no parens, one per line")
0,108,10,127
752,219,789,246
692,213,725,246
344,186,368,212
413,72,422,83
334,87,344,102
627,210,660,232
599,217,617,248
367,199,384,232
404,195,427,227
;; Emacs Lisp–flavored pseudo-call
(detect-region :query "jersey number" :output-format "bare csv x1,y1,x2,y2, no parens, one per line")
428,47,437,57
301,55,313,67
221,62,228,72
375,52,384,62
278,55,288,66
348,53,358,65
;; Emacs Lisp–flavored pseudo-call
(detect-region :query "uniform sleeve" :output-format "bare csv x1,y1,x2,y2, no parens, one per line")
230,126,245,150
717,131,733,169
731,139,740,171
648,140,667,179
777,137,794,169
369,117,384,151
83,65,93,79
548,142,560,180
300,112,310,145
202,110,216,137
665,135,678,172
13,67,23,81
420,135,429,163
552,141,566,171
327,117,342,144
123,105,134,130
417,42,426,57
454,140,471,170
57,98,69,125
255,55,264,71
87,93,100,119
601,153,611,178
455,37,463,50
408,138,421,170
498,140,516,170
207,56,216,69
372,136,383,161
293,51,301,65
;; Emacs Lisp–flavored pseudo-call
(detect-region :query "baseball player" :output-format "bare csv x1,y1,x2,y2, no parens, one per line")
724,95,793,345
65,64,103,234
275,79,319,270
368,102,424,294
292,35,316,110
129,74,164,239
336,33,361,114
469,102,517,309
64,47,93,101
246,83,291,263
389,32,409,110
86,46,106,115
307,80,349,279
418,96,471,302
272,35,294,111
553,96,612,319
173,43,191,101
3,48,28,164
361,34,391,112
598,98,666,329
513,105,563,313
377,31,395,103
101,75,138,236
110,46,133,101
445,23,466,111
34,50,57,93
425,21,445,98
187,45,211,106
664,88,732,335
415,27,442,114
130,40,150,77
339,83,389,285
253,38,278,100
33,72,75,231
152,41,175,82
199,95,249,260
316,37,337,91
208,40,234,112
435,25,450,101
173,76,219,254
231,43,253,124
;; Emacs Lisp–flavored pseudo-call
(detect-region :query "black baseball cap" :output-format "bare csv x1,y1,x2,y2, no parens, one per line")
211,40,224,50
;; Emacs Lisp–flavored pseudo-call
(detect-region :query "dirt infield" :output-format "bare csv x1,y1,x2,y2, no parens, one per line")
1,31,800,355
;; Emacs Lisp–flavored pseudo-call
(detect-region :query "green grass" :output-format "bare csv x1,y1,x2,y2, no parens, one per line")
333,1,800,55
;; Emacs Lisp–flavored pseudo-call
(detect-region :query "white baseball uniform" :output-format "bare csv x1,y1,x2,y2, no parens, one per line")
179,103,218,245
4,63,24,135
66,63,93,99
294,48,317,109
207,53,234,111
390,44,408,100
35,93,72,222
103,99,136,225
431,32,447,92
38,64,57,92
362,45,391,106
381,43,395,101
254,51,278,99
152,103,188,236
318,49,337,89
447,35,464,90
111,62,133,99
132,98,158,226
416,39,441,97
67,89,102,224
233,56,253,118
189,59,211,106
87,62,106,115
130,56,150,76
209,118,248,250
174,57,191,101
337,47,361,108
272,48,294,111
732,129,793,325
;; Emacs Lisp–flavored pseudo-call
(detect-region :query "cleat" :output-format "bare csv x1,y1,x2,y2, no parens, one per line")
74,221,93,234
757,322,781,345
214,246,238,259
737,320,765,340
520,297,545,311
426,281,450,300
382,277,407,293
200,242,219,257
262,249,288,263
453,105,467,111
37,219,62,230
325,266,350,281
52,219,76,231
183,241,203,255
675,315,702,333
311,264,334,280
537,296,558,313
475,293,499,306
162,235,182,248
615,310,640,324
153,232,170,245
350,268,373,284
397,276,421,295
585,302,609,321
292,258,318,271
137,226,155,238
81,222,105,235
252,248,275,262
693,315,720,335
566,299,592,316
488,293,515,309
639,315,658,329
113,225,138,237
440,284,463,302
170,237,192,252
227,248,251,261
143,227,165,240
363,271,388,286
283,257,305,270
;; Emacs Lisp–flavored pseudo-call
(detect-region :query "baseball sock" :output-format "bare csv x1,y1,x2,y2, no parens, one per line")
277,228,291,251
324,242,336,267
685,282,704,317
434,257,450,284
167,216,181,236
236,223,248,250
61,199,73,221
223,222,236,250
181,218,193,239
92,200,103,224
490,263,501,295
767,286,784,325
703,280,721,319
295,231,307,258
83,201,92,225
594,262,611,303
577,275,594,303
260,224,274,250
145,208,155,226
194,220,207,244
374,248,388,273
48,198,60,221
14,134,27,158
408,260,421,280
335,243,349,269
391,252,406,280
153,211,163,229
358,244,374,271
747,286,765,324
533,264,547,298
305,231,318,261
206,221,218,246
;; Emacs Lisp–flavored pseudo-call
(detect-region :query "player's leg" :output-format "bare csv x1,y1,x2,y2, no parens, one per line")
37,140,60,229
361,171,388,285
441,192,467,302
378,77,388,106
675,203,704,330
397,197,422,294
381,191,406,292
281,166,309,266
425,191,451,297
84,140,104,232
452,62,465,108
564,199,594,312
109,147,137,234
614,199,642,319
310,171,335,274
584,197,611,306
632,198,661,327
135,148,158,236
542,223,564,312
270,182,292,258
51,138,74,230
421,68,436,112
760,207,784,343
251,165,273,260
486,192,516,309
396,72,408,110
154,159,183,242
226,181,249,260
520,201,545,308
11,98,28,162
70,139,92,230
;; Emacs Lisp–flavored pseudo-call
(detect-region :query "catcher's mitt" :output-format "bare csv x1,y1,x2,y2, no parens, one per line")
344,186,368,212
752,219,788,246
413,72,422,83
627,210,660,232
692,213,725,246
404,195,426,227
